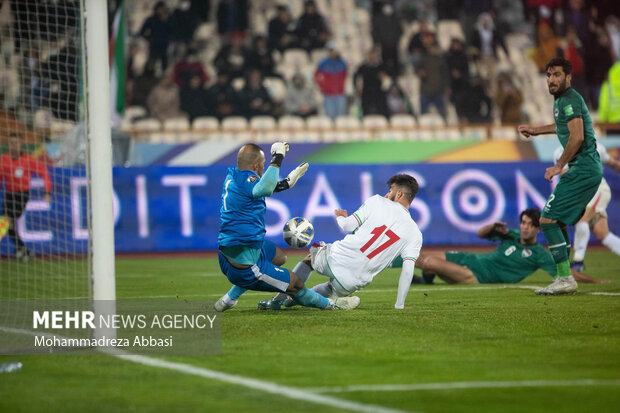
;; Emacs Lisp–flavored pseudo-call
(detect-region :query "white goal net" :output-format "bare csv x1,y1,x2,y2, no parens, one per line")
0,0,90,308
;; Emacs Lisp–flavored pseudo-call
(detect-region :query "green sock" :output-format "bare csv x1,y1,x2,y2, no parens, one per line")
561,226,572,258
541,223,571,277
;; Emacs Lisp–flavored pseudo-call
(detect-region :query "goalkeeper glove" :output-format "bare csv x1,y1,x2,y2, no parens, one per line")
274,162,309,192
270,141,289,167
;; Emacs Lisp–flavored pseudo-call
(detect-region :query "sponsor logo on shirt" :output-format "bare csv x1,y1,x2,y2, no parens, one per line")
15,168,23,178
522,249,532,258
504,245,516,256
248,175,258,183
564,104,574,116
554,108,559,118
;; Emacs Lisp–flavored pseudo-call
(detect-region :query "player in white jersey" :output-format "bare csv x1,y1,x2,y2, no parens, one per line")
553,143,620,269
259,174,423,310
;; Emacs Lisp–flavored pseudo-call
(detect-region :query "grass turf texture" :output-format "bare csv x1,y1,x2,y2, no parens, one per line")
1,250,619,412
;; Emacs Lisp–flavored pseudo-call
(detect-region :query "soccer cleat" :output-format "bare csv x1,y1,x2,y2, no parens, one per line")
570,260,585,271
327,295,360,310
257,298,285,310
535,276,578,295
214,296,237,312
422,270,436,285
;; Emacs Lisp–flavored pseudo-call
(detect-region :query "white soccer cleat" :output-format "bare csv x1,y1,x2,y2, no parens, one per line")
535,276,578,295
328,295,360,310
214,295,238,312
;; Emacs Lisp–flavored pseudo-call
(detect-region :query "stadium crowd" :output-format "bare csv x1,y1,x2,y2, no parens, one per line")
0,0,618,136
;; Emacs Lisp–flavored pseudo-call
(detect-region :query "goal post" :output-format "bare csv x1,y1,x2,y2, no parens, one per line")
85,0,116,303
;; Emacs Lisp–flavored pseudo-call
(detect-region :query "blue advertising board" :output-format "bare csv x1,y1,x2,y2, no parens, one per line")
2,162,619,253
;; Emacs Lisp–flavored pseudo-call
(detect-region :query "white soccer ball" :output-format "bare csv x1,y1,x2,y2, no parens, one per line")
283,217,314,248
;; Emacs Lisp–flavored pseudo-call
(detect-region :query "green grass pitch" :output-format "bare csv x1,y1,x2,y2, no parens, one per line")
1,250,619,412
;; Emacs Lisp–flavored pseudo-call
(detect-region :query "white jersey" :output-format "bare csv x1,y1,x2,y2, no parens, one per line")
328,195,422,290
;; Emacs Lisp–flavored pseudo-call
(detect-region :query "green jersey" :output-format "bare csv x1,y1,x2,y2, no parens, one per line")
446,229,556,283
553,88,598,167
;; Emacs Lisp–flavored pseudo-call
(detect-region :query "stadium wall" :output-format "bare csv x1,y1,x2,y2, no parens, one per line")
2,162,618,253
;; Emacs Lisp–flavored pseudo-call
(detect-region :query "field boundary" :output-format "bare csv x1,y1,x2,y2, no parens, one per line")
307,379,620,393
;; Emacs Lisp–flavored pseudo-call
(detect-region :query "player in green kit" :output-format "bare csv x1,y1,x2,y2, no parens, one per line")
390,208,607,285
518,57,603,295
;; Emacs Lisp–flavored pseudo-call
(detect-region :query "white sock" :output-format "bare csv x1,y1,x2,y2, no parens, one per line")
572,221,590,262
311,282,332,297
602,232,620,256
293,261,313,282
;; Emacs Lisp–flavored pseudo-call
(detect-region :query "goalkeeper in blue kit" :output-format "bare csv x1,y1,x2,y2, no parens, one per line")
214,142,360,311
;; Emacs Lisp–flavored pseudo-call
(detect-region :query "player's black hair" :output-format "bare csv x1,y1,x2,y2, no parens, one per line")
545,57,572,76
387,174,419,204
520,207,541,228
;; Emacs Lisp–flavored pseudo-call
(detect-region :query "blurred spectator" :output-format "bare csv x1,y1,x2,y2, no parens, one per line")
385,82,413,117
246,36,278,78
147,71,184,121
216,0,249,41
169,0,201,60
354,49,389,117
584,26,614,110
239,70,274,119
495,74,523,123
462,0,494,45
371,3,403,77
190,0,211,22
445,38,470,100
418,42,449,119
563,0,589,40
140,1,171,71
204,72,239,120
130,61,158,107
213,33,249,80
285,73,318,118
407,20,436,70
268,5,298,53
314,42,348,119
180,74,210,122
562,26,585,93
598,62,620,125
173,48,208,88
453,76,492,124
532,21,562,74
606,16,620,62
296,0,329,53
471,12,509,97
436,0,461,21
41,43,80,121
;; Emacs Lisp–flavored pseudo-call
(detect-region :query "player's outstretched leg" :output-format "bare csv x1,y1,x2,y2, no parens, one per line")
537,222,577,295
258,259,314,310
214,285,247,312
571,221,589,271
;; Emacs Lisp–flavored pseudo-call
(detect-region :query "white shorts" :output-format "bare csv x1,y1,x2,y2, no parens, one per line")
586,179,611,220
310,243,362,297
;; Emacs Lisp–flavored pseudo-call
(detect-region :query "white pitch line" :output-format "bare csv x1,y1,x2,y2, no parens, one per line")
588,292,620,296
116,354,415,413
0,326,413,413
308,379,620,393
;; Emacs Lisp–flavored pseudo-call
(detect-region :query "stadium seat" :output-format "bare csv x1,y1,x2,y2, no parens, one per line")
133,118,162,133
163,117,190,143
390,114,417,129
306,115,333,131
283,49,309,67
192,116,219,132
221,116,249,132
278,115,306,131
334,115,361,130
362,114,389,130
491,127,518,140
125,106,147,121
264,77,287,103
249,116,277,131
418,113,445,128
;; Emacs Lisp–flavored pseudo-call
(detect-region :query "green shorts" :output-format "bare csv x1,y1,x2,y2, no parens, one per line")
445,252,491,283
542,162,602,225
